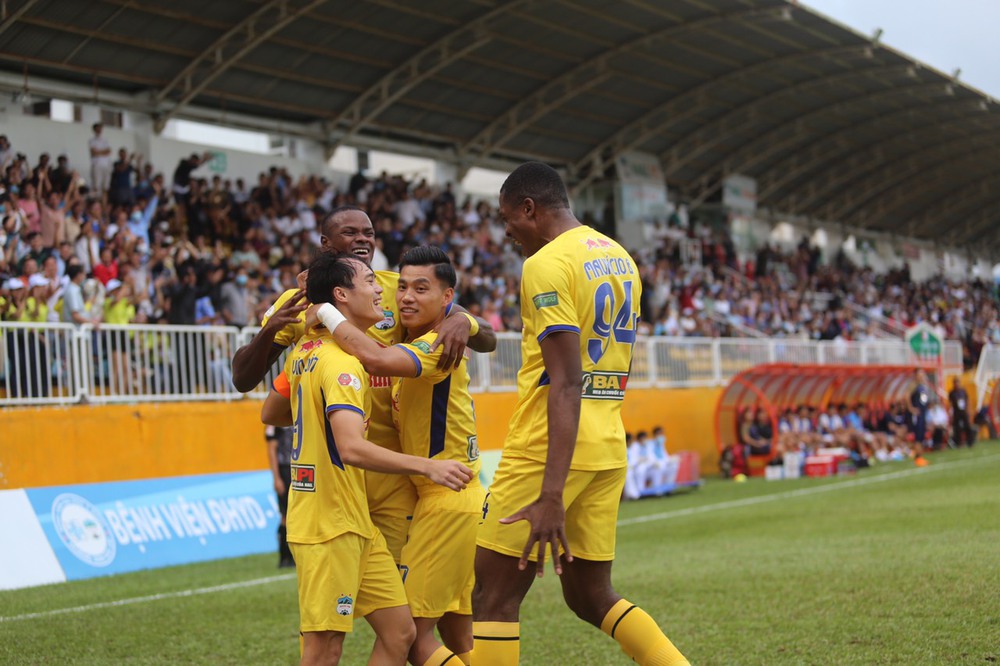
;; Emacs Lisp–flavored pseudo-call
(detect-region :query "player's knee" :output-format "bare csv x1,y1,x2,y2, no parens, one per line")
392,617,417,650
563,586,618,628
473,578,520,621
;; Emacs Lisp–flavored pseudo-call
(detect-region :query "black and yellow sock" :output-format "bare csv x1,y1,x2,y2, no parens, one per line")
422,644,464,666
455,650,472,665
472,621,519,666
600,599,689,666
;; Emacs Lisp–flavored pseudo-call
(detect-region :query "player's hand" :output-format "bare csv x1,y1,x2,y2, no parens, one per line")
262,290,307,334
431,312,472,371
303,304,321,332
500,493,572,577
295,269,308,291
425,459,473,491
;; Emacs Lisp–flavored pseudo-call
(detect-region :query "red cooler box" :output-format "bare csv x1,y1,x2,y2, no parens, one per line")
804,455,837,477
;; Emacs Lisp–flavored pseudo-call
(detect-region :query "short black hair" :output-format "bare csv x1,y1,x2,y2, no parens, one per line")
321,205,367,235
67,265,85,281
500,161,570,210
399,245,456,288
306,252,365,305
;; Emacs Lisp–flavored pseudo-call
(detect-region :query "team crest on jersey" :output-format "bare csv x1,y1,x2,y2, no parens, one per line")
581,371,628,400
338,373,362,391
337,594,354,616
532,292,559,309
375,309,396,330
290,464,315,492
467,435,480,462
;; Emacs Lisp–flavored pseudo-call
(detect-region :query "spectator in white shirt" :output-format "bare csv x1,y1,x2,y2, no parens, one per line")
88,123,113,200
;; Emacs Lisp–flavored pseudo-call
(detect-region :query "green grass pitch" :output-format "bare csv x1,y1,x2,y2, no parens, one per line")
2,444,998,665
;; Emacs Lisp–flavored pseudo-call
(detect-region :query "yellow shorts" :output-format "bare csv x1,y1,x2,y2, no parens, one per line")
399,482,485,618
365,471,417,563
477,457,626,562
290,530,407,633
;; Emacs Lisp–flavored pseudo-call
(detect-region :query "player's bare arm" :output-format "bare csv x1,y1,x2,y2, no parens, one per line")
328,409,473,491
303,304,419,378
431,303,497,370
500,330,581,577
260,387,293,427
231,290,307,392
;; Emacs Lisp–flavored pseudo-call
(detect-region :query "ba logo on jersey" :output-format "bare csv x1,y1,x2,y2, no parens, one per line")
290,464,315,492
337,594,354,616
375,309,396,331
581,371,628,400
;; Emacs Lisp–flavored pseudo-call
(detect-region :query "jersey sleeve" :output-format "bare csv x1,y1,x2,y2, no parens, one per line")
396,332,449,383
272,370,291,399
261,288,307,348
317,354,367,418
521,256,579,343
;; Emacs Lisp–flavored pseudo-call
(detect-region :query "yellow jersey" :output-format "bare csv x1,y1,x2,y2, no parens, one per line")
285,331,375,544
505,225,639,471
262,270,403,451
391,330,481,491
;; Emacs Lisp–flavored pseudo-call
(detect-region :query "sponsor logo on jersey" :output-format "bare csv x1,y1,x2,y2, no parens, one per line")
412,340,432,354
338,373,362,390
374,309,396,331
300,339,322,353
337,594,354,616
290,464,316,492
581,237,612,251
532,291,559,309
581,371,628,400
467,435,480,462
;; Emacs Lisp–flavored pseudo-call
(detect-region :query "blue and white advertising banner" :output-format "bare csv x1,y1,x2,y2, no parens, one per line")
22,471,279,582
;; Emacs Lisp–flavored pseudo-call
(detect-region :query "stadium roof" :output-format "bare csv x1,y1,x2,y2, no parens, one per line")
1,0,998,245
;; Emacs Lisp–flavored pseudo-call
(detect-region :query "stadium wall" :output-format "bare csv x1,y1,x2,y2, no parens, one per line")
0,387,722,489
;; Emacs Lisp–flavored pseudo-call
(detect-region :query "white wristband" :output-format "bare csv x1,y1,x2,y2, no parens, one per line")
316,302,347,333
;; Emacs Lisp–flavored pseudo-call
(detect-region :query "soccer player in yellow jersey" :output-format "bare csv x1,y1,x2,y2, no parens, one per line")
314,245,483,666
472,163,690,666
284,252,473,666
232,206,495,564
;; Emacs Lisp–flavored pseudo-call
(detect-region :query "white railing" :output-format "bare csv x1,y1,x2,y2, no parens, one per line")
0,323,965,407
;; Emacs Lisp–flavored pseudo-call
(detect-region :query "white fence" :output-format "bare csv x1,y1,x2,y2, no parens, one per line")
0,323,964,407
974,342,1000,410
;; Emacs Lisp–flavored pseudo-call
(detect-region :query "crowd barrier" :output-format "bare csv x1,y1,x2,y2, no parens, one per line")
0,322,963,407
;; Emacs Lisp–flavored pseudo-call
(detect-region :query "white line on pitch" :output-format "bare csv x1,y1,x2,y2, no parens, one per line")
617,453,999,527
0,573,296,623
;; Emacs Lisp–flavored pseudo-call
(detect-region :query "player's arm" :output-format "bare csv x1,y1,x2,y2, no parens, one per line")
260,371,293,427
232,291,307,392
501,330,581,577
431,303,497,370
311,307,420,378
328,409,472,491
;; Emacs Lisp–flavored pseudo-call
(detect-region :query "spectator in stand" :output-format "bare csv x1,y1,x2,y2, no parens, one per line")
88,123,112,201
109,149,140,207
172,152,211,203
948,377,974,447
219,266,252,328
61,264,98,325
92,247,119,286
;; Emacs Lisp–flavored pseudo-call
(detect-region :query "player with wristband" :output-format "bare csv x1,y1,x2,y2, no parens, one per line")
311,246,482,666
233,206,496,570
266,252,473,666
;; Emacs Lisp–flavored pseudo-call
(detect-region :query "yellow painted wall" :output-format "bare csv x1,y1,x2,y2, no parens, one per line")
0,387,724,489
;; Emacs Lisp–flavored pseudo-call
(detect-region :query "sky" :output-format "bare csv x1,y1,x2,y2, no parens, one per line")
802,0,1000,99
